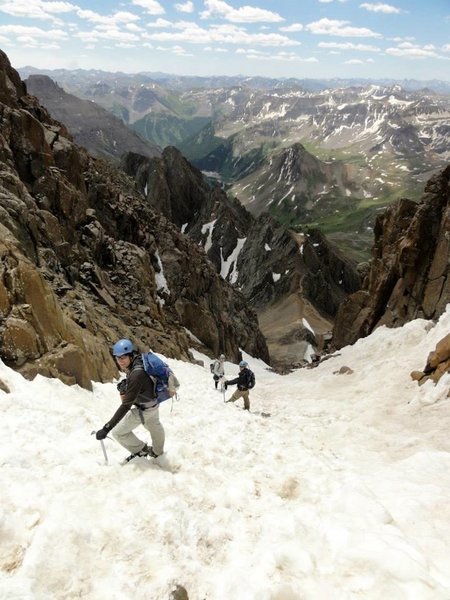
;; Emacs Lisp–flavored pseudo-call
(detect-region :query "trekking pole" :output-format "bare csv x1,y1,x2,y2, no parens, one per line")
91,431,109,465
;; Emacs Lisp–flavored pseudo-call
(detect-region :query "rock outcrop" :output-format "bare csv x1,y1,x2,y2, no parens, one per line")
121,147,361,366
333,165,450,348
411,332,450,389
0,50,269,388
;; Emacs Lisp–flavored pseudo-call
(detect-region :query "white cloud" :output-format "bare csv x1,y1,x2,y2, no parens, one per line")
0,0,77,22
305,18,382,38
443,44,450,53
125,23,144,32
174,1,194,13
389,36,415,42
154,44,194,55
145,18,173,28
200,0,284,24
76,29,140,44
279,23,303,33
360,2,401,14
131,0,165,14
237,48,318,63
385,42,439,59
344,58,365,64
76,10,140,26
144,22,300,47
0,24,68,39
204,46,229,52
318,41,381,52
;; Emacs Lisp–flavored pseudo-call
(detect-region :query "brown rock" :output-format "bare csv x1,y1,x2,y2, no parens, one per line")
333,166,450,348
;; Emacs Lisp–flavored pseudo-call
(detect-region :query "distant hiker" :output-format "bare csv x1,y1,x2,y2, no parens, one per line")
95,338,165,463
224,360,254,411
212,354,226,390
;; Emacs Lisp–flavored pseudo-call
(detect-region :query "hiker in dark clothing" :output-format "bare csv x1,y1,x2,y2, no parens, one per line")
224,360,252,411
95,338,165,462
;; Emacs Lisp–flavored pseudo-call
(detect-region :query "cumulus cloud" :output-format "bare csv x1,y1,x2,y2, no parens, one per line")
236,47,318,63
145,18,173,28
344,59,364,64
305,18,382,38
200,0,284,23
318,41,381,52
144,22,300,46
0,0,77,22
385,42,438,59
0,24,68,39
154,44,194,55
174,1,194,12
76,10,140,26
279,23,303,32
360,3,401,14
76,28,140,44
131,0,165,14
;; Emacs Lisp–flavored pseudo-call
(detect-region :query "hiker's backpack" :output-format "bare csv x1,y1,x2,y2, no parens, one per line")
210,362,215,373
142,352,180,403
246,369,256,389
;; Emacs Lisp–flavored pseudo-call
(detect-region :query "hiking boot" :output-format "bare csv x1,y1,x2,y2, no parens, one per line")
146,446,160,459
123,443,157,464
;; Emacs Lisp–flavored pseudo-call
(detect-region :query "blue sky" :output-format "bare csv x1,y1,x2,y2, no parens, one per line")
0,0,449,80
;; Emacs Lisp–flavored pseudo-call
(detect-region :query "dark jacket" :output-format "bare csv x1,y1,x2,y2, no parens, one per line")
106,354,156,429
227,367,251,391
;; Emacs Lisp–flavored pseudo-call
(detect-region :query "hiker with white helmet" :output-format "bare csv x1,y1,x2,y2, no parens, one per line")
212,354,226,390
224,360,255,411
95,338,165,463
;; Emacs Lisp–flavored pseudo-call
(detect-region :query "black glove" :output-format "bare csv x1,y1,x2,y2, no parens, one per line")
95,425,110,440
224,382,228,390
117,379,127,394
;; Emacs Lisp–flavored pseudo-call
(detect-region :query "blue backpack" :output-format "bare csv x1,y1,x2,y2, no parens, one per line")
142,352,180,403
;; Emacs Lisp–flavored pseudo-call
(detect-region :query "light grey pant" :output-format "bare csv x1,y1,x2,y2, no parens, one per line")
111,406,165,455
227,389,250,410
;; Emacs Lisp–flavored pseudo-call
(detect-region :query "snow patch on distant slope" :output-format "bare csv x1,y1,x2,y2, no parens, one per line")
201,220,217,254
221,237,247,283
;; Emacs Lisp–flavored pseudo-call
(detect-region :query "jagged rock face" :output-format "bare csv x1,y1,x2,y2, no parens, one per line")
0,50,269,388
333,165,450,348
25,74,161,162
121,148,209,227
122,147,361,366
122,147,360,313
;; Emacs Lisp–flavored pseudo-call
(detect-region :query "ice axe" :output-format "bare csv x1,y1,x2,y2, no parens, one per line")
91,430,109,465
221,379,227,402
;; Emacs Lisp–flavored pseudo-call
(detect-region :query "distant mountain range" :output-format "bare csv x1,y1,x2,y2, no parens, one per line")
20,66,450,259
18,66,450,94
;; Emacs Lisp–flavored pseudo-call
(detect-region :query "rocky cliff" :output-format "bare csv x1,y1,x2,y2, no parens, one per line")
121,147,361,366
0,50,269,389
333,165,450,348
25,74,161,162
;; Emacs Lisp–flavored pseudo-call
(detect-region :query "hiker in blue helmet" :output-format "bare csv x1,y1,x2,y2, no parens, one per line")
224,360,252,411
95,338,165,463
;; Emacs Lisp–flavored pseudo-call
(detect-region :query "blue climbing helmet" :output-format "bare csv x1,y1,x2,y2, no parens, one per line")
239,360,248,368
112,338,134,357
